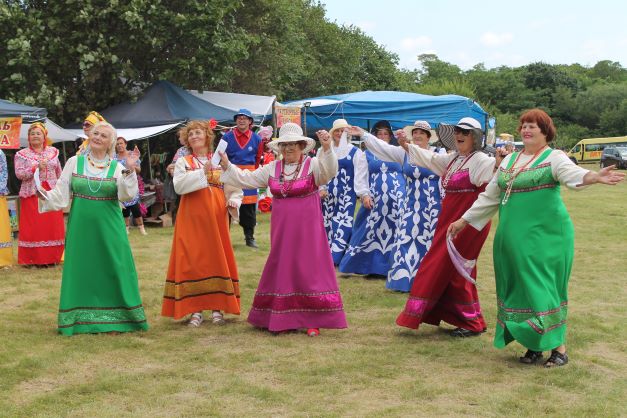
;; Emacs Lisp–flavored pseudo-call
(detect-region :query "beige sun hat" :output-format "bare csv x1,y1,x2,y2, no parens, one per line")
329,118,351,138
268,122,316,154
403,120,435,141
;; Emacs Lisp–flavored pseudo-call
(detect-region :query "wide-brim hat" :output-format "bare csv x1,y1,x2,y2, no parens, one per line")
403,120,435,141
268,122,315,154
436,117,484,151
329,118,350,138
234,108,254,122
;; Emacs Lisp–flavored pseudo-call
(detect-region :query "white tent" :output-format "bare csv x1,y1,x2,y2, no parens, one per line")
66,122,182,142
188,90,275,123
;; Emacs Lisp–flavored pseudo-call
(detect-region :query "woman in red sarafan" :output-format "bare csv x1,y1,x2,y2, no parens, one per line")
14,122,65,266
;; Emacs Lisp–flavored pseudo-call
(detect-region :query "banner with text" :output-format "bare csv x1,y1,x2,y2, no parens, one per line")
0,117,22,149
275,105,301,128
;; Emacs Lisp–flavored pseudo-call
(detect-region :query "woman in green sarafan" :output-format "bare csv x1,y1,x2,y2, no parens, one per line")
39,121,148,336
448,109,624,367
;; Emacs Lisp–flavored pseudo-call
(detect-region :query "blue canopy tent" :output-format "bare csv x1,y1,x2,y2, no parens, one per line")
75,80,237,129
286,91,488,134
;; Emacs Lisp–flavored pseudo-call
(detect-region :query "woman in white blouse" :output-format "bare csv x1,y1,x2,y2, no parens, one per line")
390,117,499,338
219,123,347,337
161,120,243,327
448,109,625,367
39,122,148,335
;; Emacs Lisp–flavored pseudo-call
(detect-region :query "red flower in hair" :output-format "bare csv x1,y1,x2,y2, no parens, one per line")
209,118,217,129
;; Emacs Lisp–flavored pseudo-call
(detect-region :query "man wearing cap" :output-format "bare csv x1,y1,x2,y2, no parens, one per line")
222,109,264,248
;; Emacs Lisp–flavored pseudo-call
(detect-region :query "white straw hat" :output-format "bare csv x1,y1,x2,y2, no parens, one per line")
268,122,316,154
329,118,350,138
403,120,434,141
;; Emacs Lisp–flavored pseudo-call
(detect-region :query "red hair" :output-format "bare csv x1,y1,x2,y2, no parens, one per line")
518,109,556,142
177,120,215,151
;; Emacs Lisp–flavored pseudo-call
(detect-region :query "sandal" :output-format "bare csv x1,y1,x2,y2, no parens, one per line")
544,350,568,368
212,311,225,325
450,327,486,338
519,349,543,364
188,312,203,327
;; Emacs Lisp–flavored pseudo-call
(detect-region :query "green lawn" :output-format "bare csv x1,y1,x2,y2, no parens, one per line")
1,166,625,417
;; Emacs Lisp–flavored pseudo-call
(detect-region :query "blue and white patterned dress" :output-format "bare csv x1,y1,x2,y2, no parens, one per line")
386,154,441,291
322,146,359,265
339,149,406,275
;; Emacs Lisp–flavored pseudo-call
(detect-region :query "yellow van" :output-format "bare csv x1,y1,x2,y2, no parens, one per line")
566,136,627,164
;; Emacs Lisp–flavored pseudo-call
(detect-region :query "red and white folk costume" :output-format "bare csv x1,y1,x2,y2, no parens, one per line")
14,145,65,265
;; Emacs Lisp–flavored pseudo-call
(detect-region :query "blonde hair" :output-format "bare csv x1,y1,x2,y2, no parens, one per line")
177,120,215,152
90,121,118,155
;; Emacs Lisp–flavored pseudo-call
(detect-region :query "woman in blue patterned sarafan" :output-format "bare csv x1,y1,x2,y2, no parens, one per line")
339,120,406,277
357,121,443,292
317,119,367,265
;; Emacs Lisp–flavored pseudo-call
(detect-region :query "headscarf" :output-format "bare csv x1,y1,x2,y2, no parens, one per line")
84,111,106,127
28,122,52,148
79,111,107,155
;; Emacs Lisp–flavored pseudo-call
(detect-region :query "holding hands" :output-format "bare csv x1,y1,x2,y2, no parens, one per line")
318,130,333,151
347,126,365,138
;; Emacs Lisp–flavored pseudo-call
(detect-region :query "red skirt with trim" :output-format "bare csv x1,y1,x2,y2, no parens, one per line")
18,196,65,265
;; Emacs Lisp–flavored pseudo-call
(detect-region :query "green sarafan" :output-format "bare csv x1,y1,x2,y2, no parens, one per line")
1,164,625,417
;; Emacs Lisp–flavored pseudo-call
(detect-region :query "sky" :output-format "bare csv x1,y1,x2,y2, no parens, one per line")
321,0,627,71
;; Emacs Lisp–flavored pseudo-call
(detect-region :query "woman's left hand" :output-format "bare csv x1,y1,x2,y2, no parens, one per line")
447,218,468,239
494,146,509,167
227,200,239,208
595,165,626,185
125,146,140,171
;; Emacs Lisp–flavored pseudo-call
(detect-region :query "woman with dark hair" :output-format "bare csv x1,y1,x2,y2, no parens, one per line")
14,122,65,265
355,120,443,292
391,117,498,337
449,109,624,366
338,120,406,277
115,137,147,235
161,120,243,327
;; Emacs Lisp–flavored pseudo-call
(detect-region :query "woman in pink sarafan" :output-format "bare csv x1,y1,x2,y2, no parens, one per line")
219,122,347,337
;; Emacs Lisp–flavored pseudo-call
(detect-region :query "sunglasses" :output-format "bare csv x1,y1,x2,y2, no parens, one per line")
453,127,472,136
83,122,93,128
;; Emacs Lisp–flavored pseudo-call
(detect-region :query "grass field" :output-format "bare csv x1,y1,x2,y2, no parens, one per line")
1,165,625,417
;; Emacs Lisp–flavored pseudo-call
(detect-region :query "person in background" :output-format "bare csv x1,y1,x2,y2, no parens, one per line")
448,109,625,367
395,117,498,337
338,120,406,277
0,149,12,267
161,120,243,327
14,122,65,266
76,111,106,156
220,123,347,336
317,118,366,265
222,109,264,248
352,120,442,292
38,121,148,335
115,137,148,235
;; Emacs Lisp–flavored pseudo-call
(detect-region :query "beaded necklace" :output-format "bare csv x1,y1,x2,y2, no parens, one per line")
86,152,111,193
279,154,304,197
441,151,477,189
501,145,548,205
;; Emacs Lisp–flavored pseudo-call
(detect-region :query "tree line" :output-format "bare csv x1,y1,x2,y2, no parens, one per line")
1,1,625,149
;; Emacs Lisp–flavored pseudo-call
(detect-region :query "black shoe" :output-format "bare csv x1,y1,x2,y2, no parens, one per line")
544,350,568,368
449,327,486,338
245,238,258,248
519,349,544,364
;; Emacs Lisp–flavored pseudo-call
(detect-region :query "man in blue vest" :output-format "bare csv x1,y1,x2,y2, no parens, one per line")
222,109,264,248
